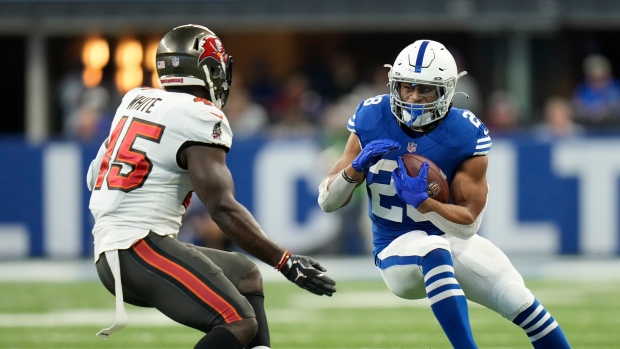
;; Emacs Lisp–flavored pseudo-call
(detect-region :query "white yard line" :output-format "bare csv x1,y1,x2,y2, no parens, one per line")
0,284,592,328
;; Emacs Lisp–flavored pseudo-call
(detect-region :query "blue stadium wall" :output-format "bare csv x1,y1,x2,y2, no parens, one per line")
0,135,619,258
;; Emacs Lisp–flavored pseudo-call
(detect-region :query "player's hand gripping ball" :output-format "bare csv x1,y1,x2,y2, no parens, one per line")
392,154,450,207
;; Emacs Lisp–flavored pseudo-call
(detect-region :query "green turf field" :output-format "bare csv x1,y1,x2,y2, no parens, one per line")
0,279,617,348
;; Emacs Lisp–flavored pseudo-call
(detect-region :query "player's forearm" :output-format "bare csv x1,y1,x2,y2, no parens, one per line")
210,201,285,267
318,165,362,212
417,197,487,240
417,199,477,225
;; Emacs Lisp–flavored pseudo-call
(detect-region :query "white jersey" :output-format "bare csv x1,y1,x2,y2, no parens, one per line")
89,87,233,260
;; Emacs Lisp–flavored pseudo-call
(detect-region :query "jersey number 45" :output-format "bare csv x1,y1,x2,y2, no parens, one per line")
95,116,165,192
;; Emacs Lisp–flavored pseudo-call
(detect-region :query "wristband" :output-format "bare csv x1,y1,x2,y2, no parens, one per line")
341,169,357,183
275,250,292,271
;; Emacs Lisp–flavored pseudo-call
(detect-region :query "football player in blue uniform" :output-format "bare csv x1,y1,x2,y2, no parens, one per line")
318,40,571,348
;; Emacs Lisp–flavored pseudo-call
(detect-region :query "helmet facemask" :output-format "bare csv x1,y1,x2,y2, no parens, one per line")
388,77,456,127
201,53,233,108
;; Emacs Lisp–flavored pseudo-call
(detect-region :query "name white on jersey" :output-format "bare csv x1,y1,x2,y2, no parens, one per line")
89,88,233,259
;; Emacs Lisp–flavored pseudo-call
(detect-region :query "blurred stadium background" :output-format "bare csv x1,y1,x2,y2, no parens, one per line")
0,0,619,348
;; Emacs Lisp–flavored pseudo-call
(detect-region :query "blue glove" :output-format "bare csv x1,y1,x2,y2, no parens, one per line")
352,139,401,172
392,156,429,208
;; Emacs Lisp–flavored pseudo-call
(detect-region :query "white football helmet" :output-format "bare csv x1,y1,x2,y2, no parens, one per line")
386,40,465,127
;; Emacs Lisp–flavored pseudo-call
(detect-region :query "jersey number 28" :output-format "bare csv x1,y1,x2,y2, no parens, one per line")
95,116,165,192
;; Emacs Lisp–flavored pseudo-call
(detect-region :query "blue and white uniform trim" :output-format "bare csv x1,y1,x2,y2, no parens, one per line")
474,136,492,155
424,265,465,305
514,300,560,342
347,113,356,133
415,41,430,73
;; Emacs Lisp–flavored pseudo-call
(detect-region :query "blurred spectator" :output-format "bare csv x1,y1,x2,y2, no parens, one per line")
246,57,279,110
57,66,85,135
269,71,322,138
223,75,269,138
57,56,117,143
484,90,522,137
64,85,113,143
324,52,359,102
572,54,620,126
451,48,482,116
532,96,585,141
350,65,390,100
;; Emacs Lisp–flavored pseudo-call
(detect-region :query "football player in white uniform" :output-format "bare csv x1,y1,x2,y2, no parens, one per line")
318,40,571,348
87,24,336,349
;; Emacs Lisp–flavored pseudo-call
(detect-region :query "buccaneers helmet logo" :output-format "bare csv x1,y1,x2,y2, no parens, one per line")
199,36,226,63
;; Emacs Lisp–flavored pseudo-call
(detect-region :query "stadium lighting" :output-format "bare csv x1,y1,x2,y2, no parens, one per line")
115,38,143,93
81,36,109,88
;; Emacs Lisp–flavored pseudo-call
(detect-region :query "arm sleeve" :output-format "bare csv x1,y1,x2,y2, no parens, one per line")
425,195,488,240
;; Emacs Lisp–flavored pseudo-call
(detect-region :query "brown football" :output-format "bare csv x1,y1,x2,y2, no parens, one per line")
401,153,450,203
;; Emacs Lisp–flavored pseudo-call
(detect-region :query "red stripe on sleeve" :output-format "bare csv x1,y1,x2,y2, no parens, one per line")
133,239,242,323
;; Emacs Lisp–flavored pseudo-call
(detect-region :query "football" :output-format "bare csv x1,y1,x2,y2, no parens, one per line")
401,153,450,203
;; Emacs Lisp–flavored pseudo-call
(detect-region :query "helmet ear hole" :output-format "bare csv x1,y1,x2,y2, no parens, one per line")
193,38,199,51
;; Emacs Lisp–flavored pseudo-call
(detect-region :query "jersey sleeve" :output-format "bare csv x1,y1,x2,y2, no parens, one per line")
445,108,492,158
347,101,365,135
347,95,389,141
472,123,492,156
183,101,233,151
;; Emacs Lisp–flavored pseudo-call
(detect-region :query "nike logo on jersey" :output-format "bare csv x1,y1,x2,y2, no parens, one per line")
295,269,307,282
484,127,489,135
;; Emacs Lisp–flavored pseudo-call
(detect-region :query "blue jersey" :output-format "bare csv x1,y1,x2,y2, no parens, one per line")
347,95,491,256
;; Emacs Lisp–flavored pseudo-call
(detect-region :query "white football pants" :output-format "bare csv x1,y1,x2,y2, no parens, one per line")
377,231,535,321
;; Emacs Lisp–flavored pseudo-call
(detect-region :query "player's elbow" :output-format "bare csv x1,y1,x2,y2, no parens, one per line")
206,197,238,222
318,198,340,213
457,227,477,240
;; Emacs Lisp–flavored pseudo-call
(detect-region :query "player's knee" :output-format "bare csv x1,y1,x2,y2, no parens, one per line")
237,265,263,294
382,266,427,300
232,251,256,273
220,317,258,346
493,278,535,321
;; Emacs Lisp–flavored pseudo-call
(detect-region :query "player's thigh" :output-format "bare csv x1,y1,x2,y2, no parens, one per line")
188,244,257,287
377,231,450,300
448,234,534,320
118,233,255,332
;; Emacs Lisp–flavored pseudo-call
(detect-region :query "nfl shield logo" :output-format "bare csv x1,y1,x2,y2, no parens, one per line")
172,57,180,67
407,142,417,153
